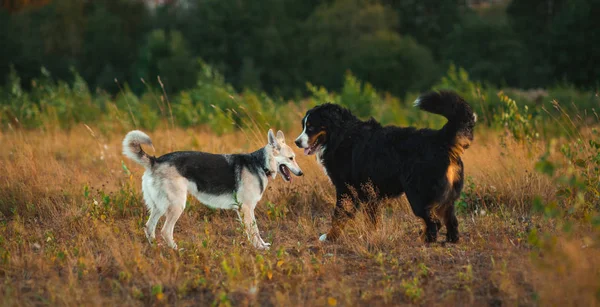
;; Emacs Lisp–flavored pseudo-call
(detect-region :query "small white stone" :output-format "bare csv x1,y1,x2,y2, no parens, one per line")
249,286,258,295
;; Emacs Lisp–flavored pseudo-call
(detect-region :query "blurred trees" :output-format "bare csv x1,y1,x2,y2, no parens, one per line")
383,0,463,59
1,0,51,12
133,29,200,93
1,0,599,98
442,13,528,87
546,0,600,87
174,0,321,96
81,0,150,93
506,0,600,88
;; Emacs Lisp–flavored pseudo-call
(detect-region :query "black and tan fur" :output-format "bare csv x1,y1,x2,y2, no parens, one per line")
295,90,476,243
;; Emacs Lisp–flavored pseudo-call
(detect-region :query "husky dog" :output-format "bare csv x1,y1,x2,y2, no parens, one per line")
122,129,303,250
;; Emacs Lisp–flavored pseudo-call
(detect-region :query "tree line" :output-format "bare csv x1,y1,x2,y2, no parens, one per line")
1,0,598,99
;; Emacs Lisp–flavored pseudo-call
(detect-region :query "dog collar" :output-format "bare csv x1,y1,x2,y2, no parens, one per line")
263,168,273,177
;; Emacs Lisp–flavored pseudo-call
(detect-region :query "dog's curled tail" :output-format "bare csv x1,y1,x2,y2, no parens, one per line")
122,130,155,169
414,90,476,151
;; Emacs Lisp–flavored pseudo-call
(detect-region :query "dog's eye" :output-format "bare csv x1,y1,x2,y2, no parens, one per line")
289,157,294,161
307,126,314,132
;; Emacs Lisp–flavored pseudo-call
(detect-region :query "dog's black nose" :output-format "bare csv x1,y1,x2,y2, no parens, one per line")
294,140,301,147
298,171,304,176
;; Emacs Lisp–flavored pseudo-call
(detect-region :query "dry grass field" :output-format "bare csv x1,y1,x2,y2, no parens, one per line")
1,123,599,306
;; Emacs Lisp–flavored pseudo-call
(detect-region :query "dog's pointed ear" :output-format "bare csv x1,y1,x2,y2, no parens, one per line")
276,130,285,143
268,129,280,149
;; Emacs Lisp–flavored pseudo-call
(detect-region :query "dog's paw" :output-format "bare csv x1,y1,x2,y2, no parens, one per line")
259,237,271,247
252,240,271,250
446,234,459,244
319,234,327,242
255,243,270,250
144,228,155,244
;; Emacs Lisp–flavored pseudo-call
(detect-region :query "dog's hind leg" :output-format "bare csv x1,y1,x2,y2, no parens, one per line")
405,190,439,243
142,174,165,245
442,203,459,243
160,181,187,250
161,203,184,249
144,204,165,244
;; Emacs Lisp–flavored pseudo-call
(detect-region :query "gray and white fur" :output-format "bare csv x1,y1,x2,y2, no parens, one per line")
122,129,303,250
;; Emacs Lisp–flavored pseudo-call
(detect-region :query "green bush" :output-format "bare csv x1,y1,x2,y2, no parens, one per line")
1,62,597,138
339,72,381,119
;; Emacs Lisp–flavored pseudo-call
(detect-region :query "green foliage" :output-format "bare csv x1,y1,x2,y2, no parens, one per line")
400,277,423,303
134,29,200,94
383,0,463,59
506,0,562,87
495,91,539,143
434,65,481,103
339,73,381,119
347,33,439,97
547,84,599,114
305,0,439,97
456,176,477,214
266,202,288,221
548,0,600,87
304,0,396,90
4,62,597,140
531,116,600,249
0,67,102,129
442,14,529,87
178,0,320,97
80,1,150,93
507,0,600,88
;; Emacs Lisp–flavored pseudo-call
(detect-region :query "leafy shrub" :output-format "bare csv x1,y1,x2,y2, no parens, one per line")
339,73,381,119
1,62,597,140
495,91,539,143
1,67,101,130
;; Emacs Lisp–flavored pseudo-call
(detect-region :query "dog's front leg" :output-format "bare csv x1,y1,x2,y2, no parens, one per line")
320,195,358,242
238,203,270,250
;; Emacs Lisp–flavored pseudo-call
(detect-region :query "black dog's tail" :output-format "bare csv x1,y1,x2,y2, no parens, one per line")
414,90,476,154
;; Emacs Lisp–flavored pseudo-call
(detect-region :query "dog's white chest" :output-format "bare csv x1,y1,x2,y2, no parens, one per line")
236,168,266,205
316,147,330,179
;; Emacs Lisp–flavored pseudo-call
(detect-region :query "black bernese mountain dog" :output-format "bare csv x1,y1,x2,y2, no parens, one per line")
294,91,476,243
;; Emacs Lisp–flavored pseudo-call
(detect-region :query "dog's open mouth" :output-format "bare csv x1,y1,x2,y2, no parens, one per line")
304,137,323,156
279,164,292,182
